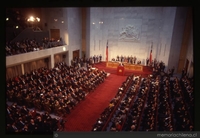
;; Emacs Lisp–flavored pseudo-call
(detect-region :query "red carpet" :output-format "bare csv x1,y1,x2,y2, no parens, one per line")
63,62,152,131
64,74,127,131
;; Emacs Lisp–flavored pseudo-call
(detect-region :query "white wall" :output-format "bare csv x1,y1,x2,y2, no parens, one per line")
88,7,177,66
86,8,91,58
6,45,68,67
186,25,193,77
66,8,82,65
42,8,66,42
41,8,82,65
157,7,176,69
168,7,188,72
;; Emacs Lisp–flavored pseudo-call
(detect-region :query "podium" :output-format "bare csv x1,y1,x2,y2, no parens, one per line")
117,66,125,76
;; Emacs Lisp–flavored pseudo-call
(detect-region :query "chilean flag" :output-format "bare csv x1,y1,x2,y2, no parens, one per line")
150,49,152,63
106,40,108,62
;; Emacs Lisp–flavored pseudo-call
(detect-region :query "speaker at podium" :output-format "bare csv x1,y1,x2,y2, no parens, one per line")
117,63,124,76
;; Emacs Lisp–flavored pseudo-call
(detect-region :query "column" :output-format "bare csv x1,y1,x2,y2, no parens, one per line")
51,54,54,68
21,63,24,75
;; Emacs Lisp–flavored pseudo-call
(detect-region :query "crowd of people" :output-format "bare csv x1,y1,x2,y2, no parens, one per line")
109,76,141,131
111,55,142,65
138,76,160,131
156,76,174,131
6,62,107,118
180,76,194,121
6,37,63,56
122,77,152,131
92,70,194,131
170,76,194,131
71,56,105,69
6,103,62,133
92,75,134,131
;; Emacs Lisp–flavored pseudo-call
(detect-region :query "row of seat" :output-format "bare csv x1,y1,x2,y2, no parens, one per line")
6,38,63,56
106,76,141,131
92,73,194,131
92,75,135,131
122,77,151,131
6,103,63,133
6,62,107,117
170,77,194,131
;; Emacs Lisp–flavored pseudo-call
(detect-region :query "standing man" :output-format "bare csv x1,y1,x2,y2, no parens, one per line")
130,55,133,64
146,58,149,66
117,55,119,61
93,55,96,63
99,54,102,62
133,56,136,64
181,68,185,78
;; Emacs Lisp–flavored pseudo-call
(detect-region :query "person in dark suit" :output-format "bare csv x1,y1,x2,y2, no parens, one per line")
93,55,96,63
35,116,45,133
21,124,29,133
99,54,102,62
181,68,186,78
120,55,123,62
130,55,133,64
116,55,119,61
146,58,149,66
16,117,25,131
10,122,19,132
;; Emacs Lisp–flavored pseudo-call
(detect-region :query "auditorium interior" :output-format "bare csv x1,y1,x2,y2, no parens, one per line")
5,7,194,133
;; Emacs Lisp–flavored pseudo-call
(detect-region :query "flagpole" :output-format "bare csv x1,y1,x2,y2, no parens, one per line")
94,38,95,51
106,40,108,62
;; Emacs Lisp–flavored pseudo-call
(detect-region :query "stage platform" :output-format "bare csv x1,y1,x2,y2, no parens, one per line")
94,61,153,77
106,61,151,72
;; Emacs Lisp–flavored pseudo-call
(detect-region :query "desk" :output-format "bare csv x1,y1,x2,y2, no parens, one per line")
106,61,143,72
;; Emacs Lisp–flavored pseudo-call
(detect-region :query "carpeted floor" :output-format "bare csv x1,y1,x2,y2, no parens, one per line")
63,62,152,131
64,73,127,131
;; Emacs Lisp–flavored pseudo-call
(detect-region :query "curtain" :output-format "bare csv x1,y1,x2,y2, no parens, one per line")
6,65,22,80
24,59,48,73
54,54,63,65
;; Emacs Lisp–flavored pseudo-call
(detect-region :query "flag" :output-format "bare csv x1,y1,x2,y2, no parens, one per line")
149,43,153,63
149,49,152,63
106,40,108,62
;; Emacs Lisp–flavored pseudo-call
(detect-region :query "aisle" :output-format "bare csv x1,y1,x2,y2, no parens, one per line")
64,74,127,131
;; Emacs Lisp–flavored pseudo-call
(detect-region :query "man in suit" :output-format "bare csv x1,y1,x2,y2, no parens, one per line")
99,54,102,62
133,56,137,64
28,119,37,133
146,58,149,66
93,55,96,63
16,117,25,131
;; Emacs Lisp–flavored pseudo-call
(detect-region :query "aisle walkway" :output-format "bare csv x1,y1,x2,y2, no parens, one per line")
63,73,127,131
